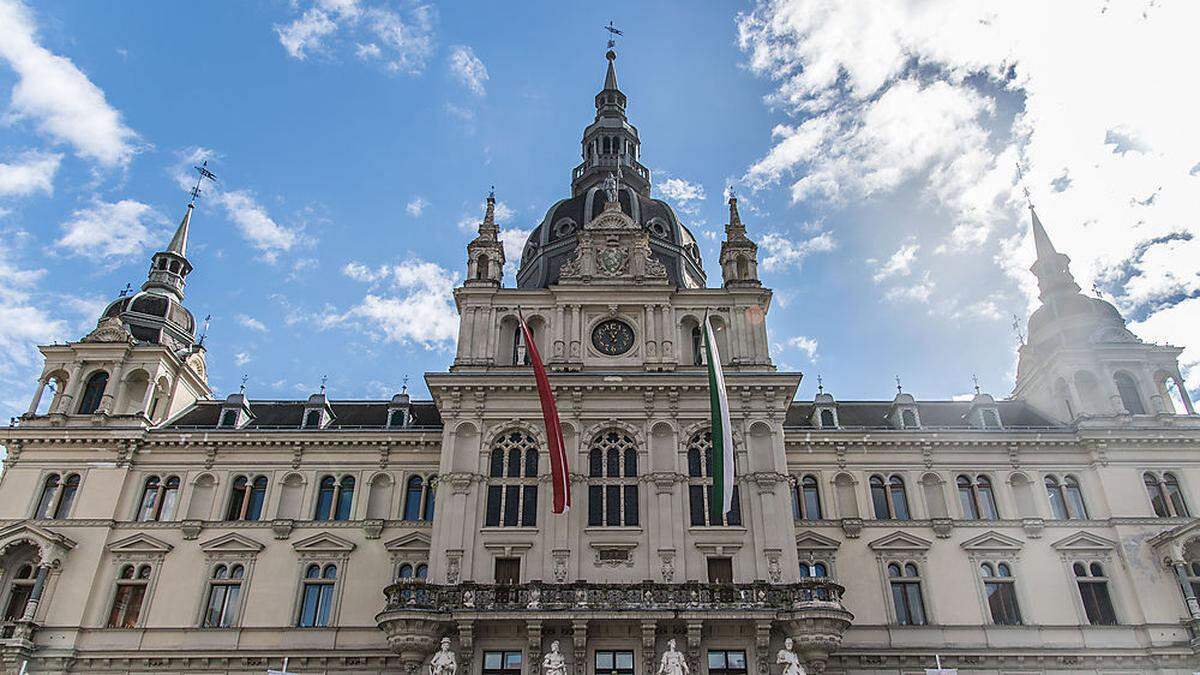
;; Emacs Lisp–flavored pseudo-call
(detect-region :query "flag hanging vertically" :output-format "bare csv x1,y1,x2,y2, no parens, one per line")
703,315,734,521
519,316,571,513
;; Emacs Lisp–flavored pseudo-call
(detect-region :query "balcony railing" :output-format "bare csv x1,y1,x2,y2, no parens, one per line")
382,579,846,614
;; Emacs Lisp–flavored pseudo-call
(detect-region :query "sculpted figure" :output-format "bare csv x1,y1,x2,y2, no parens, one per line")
776,637,806,675
430,638,457,675
603,172,619,204
543,640,567,675
657,639,689,675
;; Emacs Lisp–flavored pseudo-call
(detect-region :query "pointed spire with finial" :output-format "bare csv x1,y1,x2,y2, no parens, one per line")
726,187,747,239
465,186,505,285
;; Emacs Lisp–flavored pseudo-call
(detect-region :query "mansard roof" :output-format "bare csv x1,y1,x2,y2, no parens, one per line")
164,399,442,430
784,399,1060,430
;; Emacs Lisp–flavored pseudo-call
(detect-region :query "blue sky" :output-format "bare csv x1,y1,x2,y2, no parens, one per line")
1,0,1197,419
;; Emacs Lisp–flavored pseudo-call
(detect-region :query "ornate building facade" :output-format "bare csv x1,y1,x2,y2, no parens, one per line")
1,48,1199,675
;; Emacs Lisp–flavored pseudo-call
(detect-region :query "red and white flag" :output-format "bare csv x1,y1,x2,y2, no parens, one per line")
519,317,571,513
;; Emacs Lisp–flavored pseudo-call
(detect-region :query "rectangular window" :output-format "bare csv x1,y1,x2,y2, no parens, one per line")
891,581,927,625
688,485,705,526
985,581,1022,625
495,557,520,585
485,485,503,526
707,557,734,584
521,484,538,526
588,485,603,526
483,651,523,675
1078,581,1118,625
595,651,635,675
623,484,639,526
107,584,147,628
707,650,747,675
503,485,520,526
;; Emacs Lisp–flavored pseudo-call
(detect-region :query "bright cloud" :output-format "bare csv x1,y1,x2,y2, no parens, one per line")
448,45,488,96
56,199,163,259
215,190,298,259
656,177,707,215
759,231,835,272
277,1,435,75
237,314,268,333
406,196,429,217
785,335,818,360
871,241,918,282
0,150,61,197
0,0,140,166
325,259,459,349
884,272,934,304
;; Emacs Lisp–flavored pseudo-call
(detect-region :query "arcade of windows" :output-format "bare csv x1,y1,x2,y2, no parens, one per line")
957,474,1000,520
1045,475,1088,520
1144,471,1190,518
314,475,356,521
791,475,822,520
587,429,639,527
870,474,910,520
403,474,437,521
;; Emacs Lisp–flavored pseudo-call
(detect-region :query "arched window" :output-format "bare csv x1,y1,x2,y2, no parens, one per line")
1145,471,1189,517
297,563,337,627
423,476,436,521
981,409,1001,429
1046,475,1088,520
791,475,822,520
901,409,918,429
1113,372,1146,415
1074,561,1117,625
138,475,181,522
107,563,152,628
303,409,322,429
869,475,909,520
818,409,836,428
226,475,268,521
477,254,490,280
484,430,539,527
77,371,109,415
34,474,60,519
34,472,79,519
686,430,741,527
690,326,703,366
55,473,79,518
957,474,999,520
219,409,239,428
335,476,355,520
203,563,244,628
314,476,336,520
887,561,927,625
403,476,424,521
3,564,35,620
586,429,639,527
981,561,1022,625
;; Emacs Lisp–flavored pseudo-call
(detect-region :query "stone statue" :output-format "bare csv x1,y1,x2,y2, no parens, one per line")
776,638,806,675
430,638,457,675
603,172,619,204
543,640,567,675
657,639,689,675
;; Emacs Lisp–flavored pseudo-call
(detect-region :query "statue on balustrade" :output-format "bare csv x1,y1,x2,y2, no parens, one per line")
657,639,690,675
543,640,568,675
776,638,806,675
430,637,458,675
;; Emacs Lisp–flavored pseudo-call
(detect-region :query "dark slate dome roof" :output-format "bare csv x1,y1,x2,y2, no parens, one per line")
515,185,706,289
101,290,196,348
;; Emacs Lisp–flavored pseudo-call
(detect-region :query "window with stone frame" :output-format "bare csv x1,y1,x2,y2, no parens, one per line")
314,475,356,521
202,562,244,628
2,564,35,621
1073,561,1118,625
225,474,268,521
297,563,338,627
791,474,823,520
887,561,928,625
107,563,152,628
483,651,524,675
686,430,742,527
587,429,640,527
402,474,437,521
869,474,911,520
484,430,539,527
77,370,109,415
1144,471,1190,518
595,651,635,675
395,562,429,581
979,561,1022,625
137,474,181,522
33,472,80,519
1045,474,1088,520
1186,561,1200,600
957,474,1000,520
707,650,748,675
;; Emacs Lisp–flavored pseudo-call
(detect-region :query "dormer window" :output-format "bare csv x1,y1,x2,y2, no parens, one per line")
981,409,1001,429
219,409,239,428
901,409,918,429
388,409,408,428
303,409,322,429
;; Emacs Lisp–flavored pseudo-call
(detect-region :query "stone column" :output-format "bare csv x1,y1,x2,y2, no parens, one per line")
1173,562,1200,619
20,563,50,622
25,376,48,416
99,360,126,414
1175,370,1197,415
55,362,83,414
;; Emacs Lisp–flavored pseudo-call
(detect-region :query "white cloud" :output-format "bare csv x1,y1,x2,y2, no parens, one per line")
0,150,60,197
1132,296,1200,395
406,196,429,217
234,352,252,367
275,2,435,74
448,45,488,96
355,42,381,61
325,259,459,350
56,199,164,259
656,177,707,215
871,241,918,282
759,231,836,272
275,7,339,60
499,227,531,272
237,314,268,333
884,272,934,304
366,5,435,74
0,242,72,417
0,0,140,166
215,190,299,259
457,201,514,232
785,335,818,361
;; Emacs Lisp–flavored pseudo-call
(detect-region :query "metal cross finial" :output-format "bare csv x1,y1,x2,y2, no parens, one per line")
816,375,823,395
320,374,328,394
199,314,212,346
117,282,133,297
972,374,981,395
488,185,495,200
604,21,623,50
402,374,409,394
188,160,218,206
895,375,903,393
727,185,736,201
239,374,248,394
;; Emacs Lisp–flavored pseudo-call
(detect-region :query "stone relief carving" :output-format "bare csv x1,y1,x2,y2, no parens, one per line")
82,317,134,344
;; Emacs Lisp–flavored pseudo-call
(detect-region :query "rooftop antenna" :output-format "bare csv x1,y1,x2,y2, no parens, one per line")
239,374,248,394
117,282,133,297
1011,313,1026,345
188,160,218,206
198,314,212,346
972,374,981,395
603,21,623,50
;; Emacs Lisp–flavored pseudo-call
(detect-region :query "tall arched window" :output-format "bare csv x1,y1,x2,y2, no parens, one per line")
297,563,337,627
1046,475,1088,520
402,475,427,521
3,564,34,620
869,474,910,520
957,474,999,520
477,254,490,280
138,475,181,522
107,563,152,628
791,475,822,520
1145,471,1189,517
587,429,639,527
690,326,703,366
1113,372,1146,415
686,430,741,527
335,476,355,520
203,563,244,628
77,371,109,415
226,475,268,521
423,476,436,520
314,476,336,520
34,472,80,519
34,474,60,519
484,430,539,527
887,561,927,625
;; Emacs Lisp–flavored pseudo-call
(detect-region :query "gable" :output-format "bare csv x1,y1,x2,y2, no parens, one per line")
292,532,356,553
199,532,265,554
0,522,76,553
867,531,932,552
1051,531,1116,552
960,531,1024,552
106,533,173,555
794,530,842,550
385,531,432,552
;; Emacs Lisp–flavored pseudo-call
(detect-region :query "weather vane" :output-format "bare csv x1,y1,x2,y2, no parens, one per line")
972,374,981,395
1015,161,1033,208
320,374,328,394
198,314,212,346
604,21,623,50
1011,313,1026,345
189,160,218,206
816,375,823,395
239,374,248,394
895,375,903,394
117,282,133,297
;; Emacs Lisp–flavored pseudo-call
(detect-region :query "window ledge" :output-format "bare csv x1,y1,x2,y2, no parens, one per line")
687,526,747,533
480,526,539,533
583,526,644,534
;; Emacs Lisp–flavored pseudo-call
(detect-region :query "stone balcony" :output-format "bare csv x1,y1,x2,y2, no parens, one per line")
377,579,853,673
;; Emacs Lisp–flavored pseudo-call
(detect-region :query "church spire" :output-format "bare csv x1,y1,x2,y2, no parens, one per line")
573,44,649,198
1027,205,1081,302
465,187,505,287
165,203,193,257
720,188,760,288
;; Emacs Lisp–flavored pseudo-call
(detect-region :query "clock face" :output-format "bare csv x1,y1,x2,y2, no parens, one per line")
591,319,635,356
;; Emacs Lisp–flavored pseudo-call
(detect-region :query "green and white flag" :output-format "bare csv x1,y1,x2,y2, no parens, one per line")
703,315,734,520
